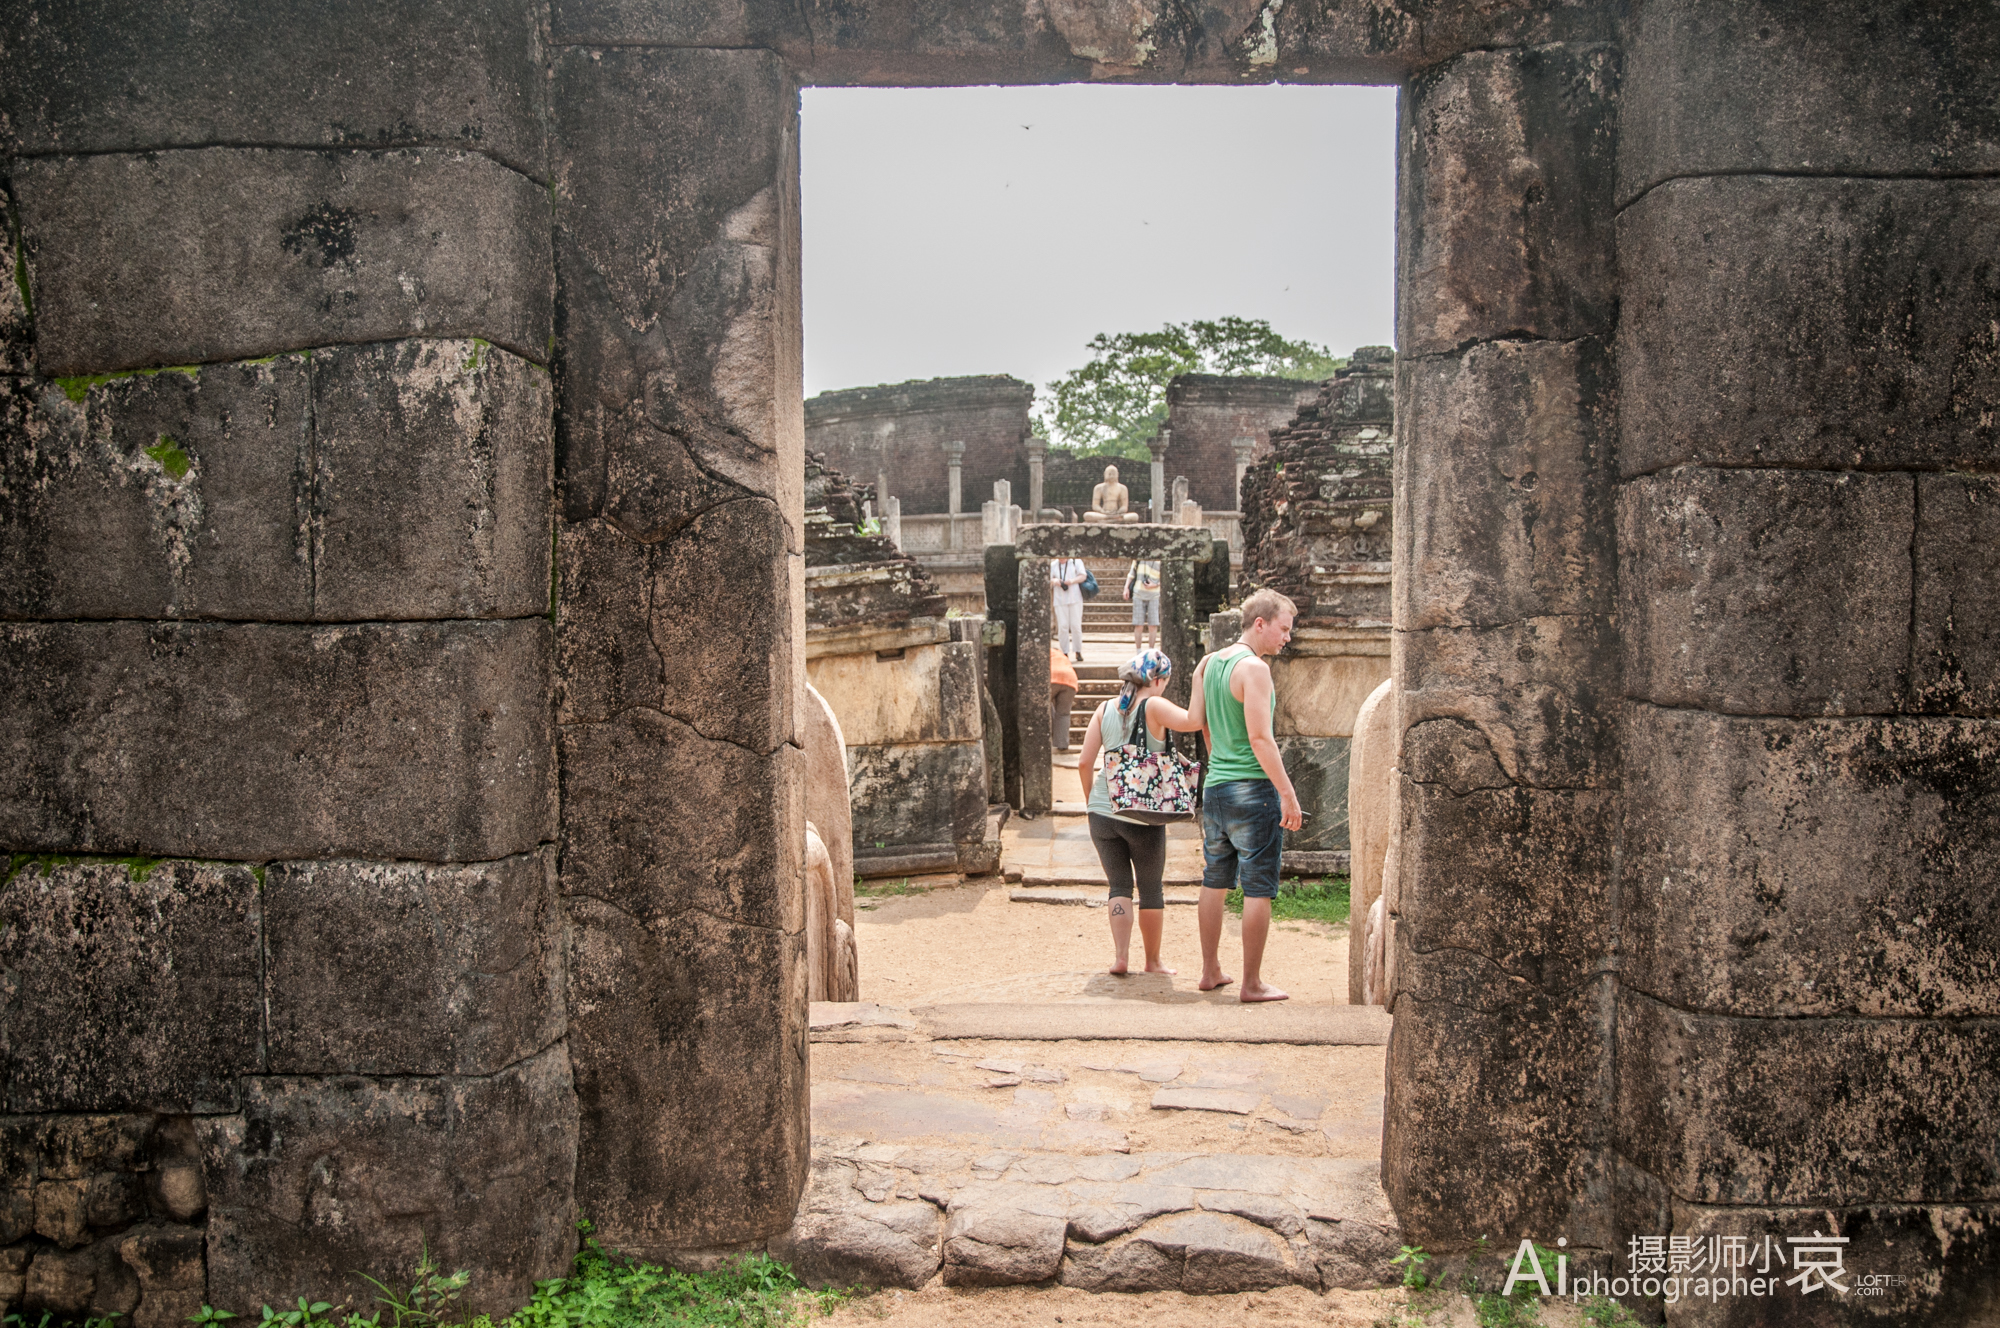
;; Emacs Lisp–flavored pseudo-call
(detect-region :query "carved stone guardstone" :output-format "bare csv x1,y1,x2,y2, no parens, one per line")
1346,678,1396,1006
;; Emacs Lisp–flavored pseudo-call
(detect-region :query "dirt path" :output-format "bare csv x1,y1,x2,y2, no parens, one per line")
853,882,1349,1010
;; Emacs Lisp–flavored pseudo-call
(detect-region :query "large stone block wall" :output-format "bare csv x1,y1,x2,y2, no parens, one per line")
1607,4,2000,1319
0,2,571,1316
805,376,1033,515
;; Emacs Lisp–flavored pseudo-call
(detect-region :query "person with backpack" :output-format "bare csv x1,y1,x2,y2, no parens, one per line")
1050,556,1088,661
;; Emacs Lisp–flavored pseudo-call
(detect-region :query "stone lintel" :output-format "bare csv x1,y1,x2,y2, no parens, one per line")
1015,524,1213,562
1286,628,1392,658
804,618,951,660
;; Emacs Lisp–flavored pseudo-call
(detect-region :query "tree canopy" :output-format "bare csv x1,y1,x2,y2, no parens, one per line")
1038,318,1343,457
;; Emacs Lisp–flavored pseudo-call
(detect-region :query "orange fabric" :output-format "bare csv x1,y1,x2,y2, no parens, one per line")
1049,644,1078,691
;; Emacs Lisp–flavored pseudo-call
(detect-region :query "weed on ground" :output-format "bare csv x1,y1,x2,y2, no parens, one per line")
1223,875,1350,925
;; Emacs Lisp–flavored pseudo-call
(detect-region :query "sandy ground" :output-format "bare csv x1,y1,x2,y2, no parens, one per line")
820,1283,1410,1326
853,882,1349,1008
821,1284,1609,1327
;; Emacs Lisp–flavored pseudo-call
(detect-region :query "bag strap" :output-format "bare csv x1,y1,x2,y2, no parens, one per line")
1121,697,1148,751
1126,697,1182,757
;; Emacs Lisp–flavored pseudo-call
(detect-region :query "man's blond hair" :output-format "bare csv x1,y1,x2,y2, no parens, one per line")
1241,587,1297,628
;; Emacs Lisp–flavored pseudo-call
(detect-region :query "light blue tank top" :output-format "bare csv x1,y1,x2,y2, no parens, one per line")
1088,698,1167,825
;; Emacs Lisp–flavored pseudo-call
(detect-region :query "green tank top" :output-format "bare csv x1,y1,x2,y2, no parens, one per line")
1203,644,1273,786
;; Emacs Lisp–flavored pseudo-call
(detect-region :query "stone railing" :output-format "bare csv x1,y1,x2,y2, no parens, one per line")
893,511,984,554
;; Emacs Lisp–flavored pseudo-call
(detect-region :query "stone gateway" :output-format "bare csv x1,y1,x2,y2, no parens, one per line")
3,1,1997,1322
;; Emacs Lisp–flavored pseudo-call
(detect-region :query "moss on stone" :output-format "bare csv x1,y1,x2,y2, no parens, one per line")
54,364,201,403
145,435,192,480
3,853,167,884
463,337,491,372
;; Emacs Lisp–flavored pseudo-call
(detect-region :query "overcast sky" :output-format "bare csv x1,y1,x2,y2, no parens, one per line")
799,83,1399,402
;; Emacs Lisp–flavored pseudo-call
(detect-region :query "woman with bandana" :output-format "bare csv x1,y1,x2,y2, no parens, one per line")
1074,649,1203,975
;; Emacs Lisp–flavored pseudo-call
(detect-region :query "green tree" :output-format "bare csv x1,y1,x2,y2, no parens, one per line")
1039,317,1343,457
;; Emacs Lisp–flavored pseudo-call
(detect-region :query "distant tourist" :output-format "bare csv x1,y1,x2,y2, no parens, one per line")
1050,555,1088,661
1075,649,1203,976
1184,589,1303,1003
1122,558,1161,650
1049,644,1079,752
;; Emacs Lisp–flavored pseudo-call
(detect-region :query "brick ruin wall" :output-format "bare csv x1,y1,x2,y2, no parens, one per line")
1239,347,1395,625
1158,374,1321,513
804,375,1033,515
3,2,1998,1323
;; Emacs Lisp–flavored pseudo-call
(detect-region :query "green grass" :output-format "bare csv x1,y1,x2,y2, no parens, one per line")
70,1228,847,1328
852,877,924,898
1222,874,1350,925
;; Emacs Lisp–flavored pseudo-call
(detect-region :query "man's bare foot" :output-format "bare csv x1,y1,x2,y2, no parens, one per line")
1198,971,1235,991
1240,982,1289,1003
1145,961,1178,975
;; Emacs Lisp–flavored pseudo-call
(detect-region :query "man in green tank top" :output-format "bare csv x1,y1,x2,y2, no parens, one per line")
1185,588,1302,1002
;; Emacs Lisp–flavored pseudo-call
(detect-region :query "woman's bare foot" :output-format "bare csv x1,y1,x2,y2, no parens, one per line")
1109,956,1131,975
1198,971,1235,992
1145,961,1178,975
1240,981,1289,1003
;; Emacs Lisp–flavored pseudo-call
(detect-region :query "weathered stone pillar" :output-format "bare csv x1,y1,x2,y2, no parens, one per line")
945,438,965,550
1386,41,1621,1253
885,495,902,551
1171,475,1189,520
1610,4,2000,1309
1160,550,1200,709
1016,552,1053,813
1026,437,1046,523
1148,431,1170,523
552,46,807,1258
1231,436,1256,510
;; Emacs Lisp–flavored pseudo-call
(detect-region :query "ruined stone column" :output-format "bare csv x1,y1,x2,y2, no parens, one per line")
1161,552,1200,709
1231,436,1256,510
1026,437,1046,523
1148,432,1170,524
1015,551,1054,813
885,496,902,551
552,46,808,1258
1386,40,1621,1254
945,438,966,549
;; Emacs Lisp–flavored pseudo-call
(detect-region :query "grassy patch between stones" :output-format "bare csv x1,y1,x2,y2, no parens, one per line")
148,1229,844,1328
1223,875,1350,926
852,877,924,898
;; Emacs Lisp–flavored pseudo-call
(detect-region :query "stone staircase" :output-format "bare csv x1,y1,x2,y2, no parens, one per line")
1060,558,1149,745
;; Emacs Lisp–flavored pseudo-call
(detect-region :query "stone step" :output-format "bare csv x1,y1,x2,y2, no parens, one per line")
772,1144,1400,1296
913,1002,1393,1046
777,1139,1400,1294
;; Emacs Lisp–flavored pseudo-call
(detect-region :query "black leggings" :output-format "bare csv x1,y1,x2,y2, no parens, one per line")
1087,812,1167,910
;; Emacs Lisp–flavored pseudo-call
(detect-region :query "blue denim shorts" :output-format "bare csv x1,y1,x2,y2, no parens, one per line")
1201,778,1282,900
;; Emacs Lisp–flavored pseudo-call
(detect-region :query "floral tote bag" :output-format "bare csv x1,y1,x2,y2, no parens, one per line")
1103,698,1201,824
